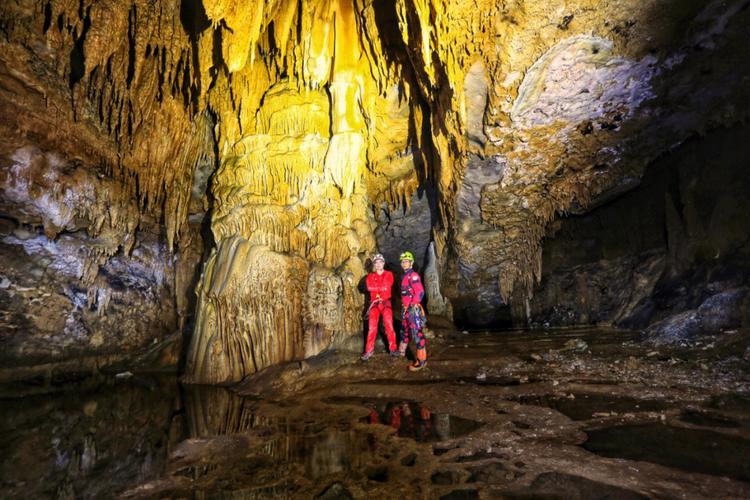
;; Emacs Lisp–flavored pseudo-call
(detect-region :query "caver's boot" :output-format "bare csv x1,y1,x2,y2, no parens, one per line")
408,348,427,371
398,342,408,357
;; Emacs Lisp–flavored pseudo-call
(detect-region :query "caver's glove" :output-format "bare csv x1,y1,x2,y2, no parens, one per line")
408,304,427,329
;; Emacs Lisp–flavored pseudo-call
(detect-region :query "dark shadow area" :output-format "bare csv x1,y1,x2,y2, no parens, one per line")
530,123,750,335
208,22,229,91
583,424,750,482
509,393,672,421
503,471,649,499
42,2,52,34
178,110,219,375
125,5,136,89
179,0,211,113
453,309,514,331
68,7,91,89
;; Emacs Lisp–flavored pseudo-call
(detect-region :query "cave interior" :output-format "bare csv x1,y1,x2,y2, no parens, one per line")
0,0,749,498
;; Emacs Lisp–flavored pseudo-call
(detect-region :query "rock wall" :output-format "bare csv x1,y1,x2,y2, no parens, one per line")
529,124,750,340
2,0,750,379
0,0,213,377
388,0,750,327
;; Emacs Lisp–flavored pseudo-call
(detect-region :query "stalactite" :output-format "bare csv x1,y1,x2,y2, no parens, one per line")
6,0,742,374
186,0,421,382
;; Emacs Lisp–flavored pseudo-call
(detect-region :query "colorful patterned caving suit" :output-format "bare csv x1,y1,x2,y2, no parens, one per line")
364,269,398,354
401,268,427,351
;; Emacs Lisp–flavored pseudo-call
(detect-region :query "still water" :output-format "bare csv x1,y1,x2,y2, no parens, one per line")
0,375,480,498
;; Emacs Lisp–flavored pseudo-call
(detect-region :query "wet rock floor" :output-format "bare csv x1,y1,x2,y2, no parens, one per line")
2,326,749,498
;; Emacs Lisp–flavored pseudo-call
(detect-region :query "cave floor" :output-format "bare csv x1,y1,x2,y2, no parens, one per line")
131,326,750,499
3,326,749,499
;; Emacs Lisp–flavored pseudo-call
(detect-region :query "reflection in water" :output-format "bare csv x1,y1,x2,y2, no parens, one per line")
0,376,183,499
0,379,392,499
183,385,376,482
360,400,483,442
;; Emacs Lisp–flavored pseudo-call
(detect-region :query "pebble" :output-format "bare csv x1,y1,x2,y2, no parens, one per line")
0,277,10,289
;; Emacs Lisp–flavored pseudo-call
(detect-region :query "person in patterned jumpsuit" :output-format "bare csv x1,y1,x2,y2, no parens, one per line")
399,251,428,371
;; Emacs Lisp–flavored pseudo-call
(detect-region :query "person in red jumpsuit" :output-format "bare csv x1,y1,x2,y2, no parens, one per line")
361,253,399,361
400,251,428,371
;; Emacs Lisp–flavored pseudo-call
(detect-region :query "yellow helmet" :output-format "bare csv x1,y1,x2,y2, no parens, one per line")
399,251,414,262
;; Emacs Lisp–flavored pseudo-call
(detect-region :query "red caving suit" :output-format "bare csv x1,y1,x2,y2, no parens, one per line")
365,270,398,353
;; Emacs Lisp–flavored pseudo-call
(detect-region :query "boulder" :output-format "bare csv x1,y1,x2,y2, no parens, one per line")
697,288,749,333
643,311,702,345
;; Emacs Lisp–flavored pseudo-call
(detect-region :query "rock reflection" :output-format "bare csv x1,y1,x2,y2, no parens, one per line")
0,376,182,499
182,385,376,482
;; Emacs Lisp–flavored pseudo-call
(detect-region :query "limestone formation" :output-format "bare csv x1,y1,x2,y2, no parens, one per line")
1,0,748,378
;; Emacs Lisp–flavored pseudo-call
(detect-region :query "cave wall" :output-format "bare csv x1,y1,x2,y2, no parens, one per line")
2,0,750,379
0,0,213,377
529,124,750,340
409,0,750,327
182,0,431,383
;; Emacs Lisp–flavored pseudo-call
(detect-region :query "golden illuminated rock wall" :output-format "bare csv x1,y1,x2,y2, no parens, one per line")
1,0,748,376
184,0,424,382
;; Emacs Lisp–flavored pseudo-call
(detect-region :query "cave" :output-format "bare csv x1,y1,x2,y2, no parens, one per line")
1,0,749,498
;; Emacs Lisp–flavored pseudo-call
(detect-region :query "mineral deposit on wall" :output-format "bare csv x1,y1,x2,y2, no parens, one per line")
1,0,748,380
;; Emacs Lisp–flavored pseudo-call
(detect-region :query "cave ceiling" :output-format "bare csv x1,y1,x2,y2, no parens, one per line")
1,0,748,381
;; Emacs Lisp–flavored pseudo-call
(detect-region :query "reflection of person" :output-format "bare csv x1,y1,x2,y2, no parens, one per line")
388,404,402,431
361,253,399,361
367,401,434,441
399,402,414,437
416,405,433,441
399,251,428,371
368,408,380,424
